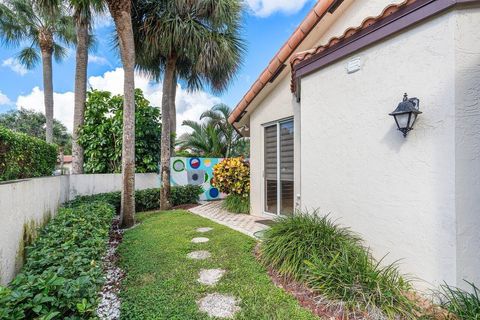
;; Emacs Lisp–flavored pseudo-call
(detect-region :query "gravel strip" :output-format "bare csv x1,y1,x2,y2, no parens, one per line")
97,217,125,320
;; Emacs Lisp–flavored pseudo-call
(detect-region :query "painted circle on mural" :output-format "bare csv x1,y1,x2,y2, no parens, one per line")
209,187,219,198
192,173,199,181
173,159,185,172
204,172,209,183
204,159,212,167
190,158,201,169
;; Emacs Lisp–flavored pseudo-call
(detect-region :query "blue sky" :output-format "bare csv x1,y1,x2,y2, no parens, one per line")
0,0,315,133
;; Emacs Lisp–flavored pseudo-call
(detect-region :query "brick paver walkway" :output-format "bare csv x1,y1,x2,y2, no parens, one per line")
189,201,273,238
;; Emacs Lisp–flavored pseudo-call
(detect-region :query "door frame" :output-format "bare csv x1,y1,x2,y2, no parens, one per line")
262,116,294,216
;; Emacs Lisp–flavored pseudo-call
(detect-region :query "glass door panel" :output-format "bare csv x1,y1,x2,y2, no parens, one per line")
264,125,278,214
280,121,294,215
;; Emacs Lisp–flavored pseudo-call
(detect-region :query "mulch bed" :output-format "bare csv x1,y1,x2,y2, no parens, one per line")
174,203,200,210
254,244,371,320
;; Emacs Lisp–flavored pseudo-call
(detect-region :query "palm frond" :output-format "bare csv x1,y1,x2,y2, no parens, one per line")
17,46,40,69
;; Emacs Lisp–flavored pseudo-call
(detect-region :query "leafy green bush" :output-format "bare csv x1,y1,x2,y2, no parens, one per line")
66,185,203,213
169,185,204,208
223,194,249,214
79,89,161,174
0,126,57,181
439,281,480,319
0,202,115,319
259,212,416,318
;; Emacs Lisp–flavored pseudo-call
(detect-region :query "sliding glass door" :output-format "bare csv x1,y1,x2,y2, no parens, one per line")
264,119,294,215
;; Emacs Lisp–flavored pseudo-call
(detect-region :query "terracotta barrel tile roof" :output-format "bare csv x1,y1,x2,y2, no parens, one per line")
290,0,418,92
228,0,339,125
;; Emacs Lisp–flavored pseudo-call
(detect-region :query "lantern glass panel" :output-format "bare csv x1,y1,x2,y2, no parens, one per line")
395,113,410,130
410,113,418,127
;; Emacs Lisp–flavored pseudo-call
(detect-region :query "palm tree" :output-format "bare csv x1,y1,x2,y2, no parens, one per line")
0,0,75,143
179,104,249,158
200,104,244,158
70,0,105,174
104,0,136,228
132,0,245,210
179,121,226,158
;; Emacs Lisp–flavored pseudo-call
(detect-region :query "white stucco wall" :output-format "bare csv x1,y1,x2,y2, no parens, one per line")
0,173,160,285
454,6,480,290
300,8,480,289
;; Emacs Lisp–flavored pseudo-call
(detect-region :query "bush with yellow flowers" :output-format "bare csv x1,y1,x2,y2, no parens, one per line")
212,157,250,197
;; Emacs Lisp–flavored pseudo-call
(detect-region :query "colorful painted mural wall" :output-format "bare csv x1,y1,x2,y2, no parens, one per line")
170,157,226,201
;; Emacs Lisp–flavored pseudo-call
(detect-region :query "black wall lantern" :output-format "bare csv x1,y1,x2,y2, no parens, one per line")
389,93,421,137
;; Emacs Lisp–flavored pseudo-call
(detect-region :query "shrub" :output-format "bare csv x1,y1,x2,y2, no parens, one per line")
439,281,480,319
66,185,204,213
259,212,417,318
169,185,204,208
212,157,250,196
223,194,249,214
0,202,115,319
0,126,57,181
79,89,161,174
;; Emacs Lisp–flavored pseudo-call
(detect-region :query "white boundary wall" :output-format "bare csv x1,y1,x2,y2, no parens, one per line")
0,173,160,285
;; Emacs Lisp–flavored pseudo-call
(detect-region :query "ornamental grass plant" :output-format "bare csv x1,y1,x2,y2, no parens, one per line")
439,281,480,319
259,212,418,318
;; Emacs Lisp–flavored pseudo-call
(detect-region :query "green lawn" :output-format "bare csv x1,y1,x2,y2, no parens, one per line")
118,210,319,320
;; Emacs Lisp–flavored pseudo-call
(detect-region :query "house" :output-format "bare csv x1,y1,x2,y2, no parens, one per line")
229,0,480,290
56,155,72,175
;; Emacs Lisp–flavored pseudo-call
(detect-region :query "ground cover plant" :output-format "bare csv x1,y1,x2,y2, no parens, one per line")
0,202,115,319
0,126,57,181
66,185,203,213
259,212,418,319
439,281,480,319
118,210,318,319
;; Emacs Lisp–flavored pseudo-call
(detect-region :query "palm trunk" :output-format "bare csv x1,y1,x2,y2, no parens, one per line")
72,20,88,174
170,72,177,137
170,72,177,156
160,55,177,210
41,49,54,144
107,0,136,228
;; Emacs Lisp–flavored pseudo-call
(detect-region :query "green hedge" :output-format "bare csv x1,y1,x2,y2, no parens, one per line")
0,202,115,319
66,185,204,213
0,126,57,182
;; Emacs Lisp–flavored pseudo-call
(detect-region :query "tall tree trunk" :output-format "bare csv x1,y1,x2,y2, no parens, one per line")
160,56,177,210
72,20,88,174
41,49,54,144
170,72,177,136
169,72,177,156
106,0,136,228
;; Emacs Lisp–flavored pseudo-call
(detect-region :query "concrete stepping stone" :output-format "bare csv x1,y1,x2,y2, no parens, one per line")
196,227,213,233
197,293,240,319
197,269,226,286
191,237,209,243
187,251,211,260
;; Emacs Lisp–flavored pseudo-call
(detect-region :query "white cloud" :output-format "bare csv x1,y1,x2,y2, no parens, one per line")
2,57,28,76
89,54,111,66
16,68,220,136
16,87,75,132
0,91,11,105
246,0,312,17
